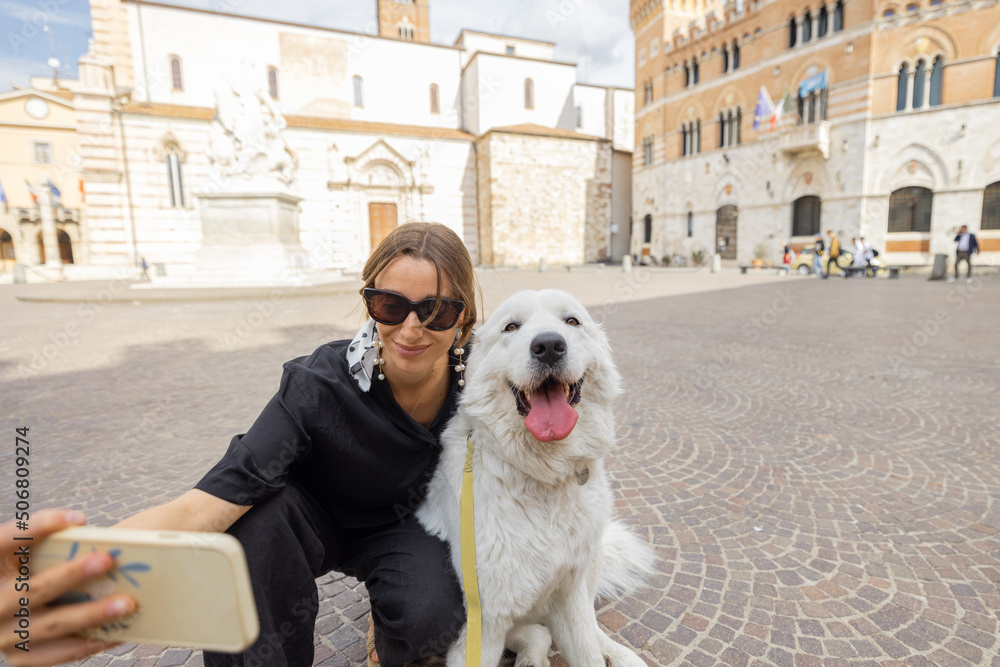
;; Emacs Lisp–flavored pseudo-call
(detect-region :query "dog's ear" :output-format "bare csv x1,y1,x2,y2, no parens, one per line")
587,319,623,402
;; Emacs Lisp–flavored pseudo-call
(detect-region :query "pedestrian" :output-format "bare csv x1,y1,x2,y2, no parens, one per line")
948,225,979,283
140,256,149,280
2,222,478,667
823,230,841,279
782,241,794,275
860,236,874,266
850,238,867,277
812,233,825,277
717,235,726,256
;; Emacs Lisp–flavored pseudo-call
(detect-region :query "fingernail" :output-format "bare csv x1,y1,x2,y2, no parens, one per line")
106,597,134,617
84,554,109,576
64,511,87,525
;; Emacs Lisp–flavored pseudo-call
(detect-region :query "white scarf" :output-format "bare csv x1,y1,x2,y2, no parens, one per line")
346,318,379,392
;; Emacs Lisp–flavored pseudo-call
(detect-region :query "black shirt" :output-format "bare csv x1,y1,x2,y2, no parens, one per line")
195,339,463,528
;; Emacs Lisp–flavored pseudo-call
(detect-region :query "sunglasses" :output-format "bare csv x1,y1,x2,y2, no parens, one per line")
363,288,465,331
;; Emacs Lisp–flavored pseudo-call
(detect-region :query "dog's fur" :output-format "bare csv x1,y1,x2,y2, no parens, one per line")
417,290,654,667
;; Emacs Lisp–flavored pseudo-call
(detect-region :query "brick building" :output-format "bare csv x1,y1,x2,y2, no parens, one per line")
630,0,1000,267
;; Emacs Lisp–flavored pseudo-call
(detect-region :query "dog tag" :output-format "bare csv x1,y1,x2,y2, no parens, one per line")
576,466,590,486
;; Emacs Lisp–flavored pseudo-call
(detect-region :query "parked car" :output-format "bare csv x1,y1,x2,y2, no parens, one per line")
791,247,855,275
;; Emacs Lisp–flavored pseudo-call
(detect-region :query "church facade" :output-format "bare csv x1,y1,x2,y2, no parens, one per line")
631,0,1000,267
0,0,633,278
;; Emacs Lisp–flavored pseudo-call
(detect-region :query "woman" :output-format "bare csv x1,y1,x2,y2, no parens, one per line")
0,222,478,667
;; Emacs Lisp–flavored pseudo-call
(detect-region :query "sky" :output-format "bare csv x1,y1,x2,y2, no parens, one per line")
0,0,635,93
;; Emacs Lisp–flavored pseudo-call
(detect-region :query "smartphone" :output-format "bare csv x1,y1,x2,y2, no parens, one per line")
34,527,259,653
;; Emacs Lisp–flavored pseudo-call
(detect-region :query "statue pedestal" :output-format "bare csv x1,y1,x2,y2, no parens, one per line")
143,188,341,288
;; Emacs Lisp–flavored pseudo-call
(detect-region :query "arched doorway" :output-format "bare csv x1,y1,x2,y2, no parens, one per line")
715,205,738,260
0,229,14,272
37,230,75,264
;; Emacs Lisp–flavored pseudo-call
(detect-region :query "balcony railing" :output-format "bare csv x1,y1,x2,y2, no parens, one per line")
780,121,831,159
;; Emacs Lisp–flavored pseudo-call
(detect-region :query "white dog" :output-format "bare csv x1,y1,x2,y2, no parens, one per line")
418,290,654,667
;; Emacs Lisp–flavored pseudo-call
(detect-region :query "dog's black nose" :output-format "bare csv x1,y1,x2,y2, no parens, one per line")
530,332,567,367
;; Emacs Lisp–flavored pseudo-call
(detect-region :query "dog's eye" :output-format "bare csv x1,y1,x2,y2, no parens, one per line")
565,317,581,326
504,322,519,332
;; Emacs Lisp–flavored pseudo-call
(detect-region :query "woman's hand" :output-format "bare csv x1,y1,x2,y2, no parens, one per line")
0,510,137,667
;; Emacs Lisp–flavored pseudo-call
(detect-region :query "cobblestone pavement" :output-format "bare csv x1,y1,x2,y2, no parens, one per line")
2,268,1000,666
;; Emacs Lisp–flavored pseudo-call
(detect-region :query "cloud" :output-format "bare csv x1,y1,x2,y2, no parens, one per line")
0,55,44,90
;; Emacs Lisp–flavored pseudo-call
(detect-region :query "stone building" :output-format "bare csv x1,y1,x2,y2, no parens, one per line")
630,0,1000,267
0,86,86,271
3,0,635,280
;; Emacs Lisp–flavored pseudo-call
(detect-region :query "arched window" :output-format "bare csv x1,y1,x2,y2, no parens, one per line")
982,182,1000,230
170,56,183,90
524,78,534,109
695,119,701,153
929,56,943,106
718,112,726,148
722,46,729,73
834,0,844,31
165,144,184,208
906,3,918,11
692,58,700,84
684,62,691,87
267,67,278,100
430,83,440,114
682,124,690,156
818,7,828,37
792,196,822,237
789,17,797,48
575,105,583,128
0,229,14,263
398,22,414,40
883,9,896,17
687,211,694,237
726,110,734,146
643,214,653,243
732,40,741,69
802,11,812,43
896,63,909,111
353,76,364,108
995,52,1000,98
888,187,933,233
735,107,742,144
912,60,926,109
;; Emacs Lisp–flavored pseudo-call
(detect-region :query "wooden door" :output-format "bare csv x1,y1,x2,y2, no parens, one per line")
368,203,398,251
715,205,738,260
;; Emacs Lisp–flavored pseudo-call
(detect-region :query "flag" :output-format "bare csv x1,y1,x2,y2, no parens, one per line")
770,87,797,130
24,178,38,203
46,179,61,202
752,87,774,133
0,179,7,212
79,178,85,203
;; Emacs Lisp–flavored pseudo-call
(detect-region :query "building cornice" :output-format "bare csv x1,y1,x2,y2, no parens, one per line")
119,102,476,140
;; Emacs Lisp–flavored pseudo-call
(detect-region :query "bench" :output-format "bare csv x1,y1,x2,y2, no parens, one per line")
740,265,787,274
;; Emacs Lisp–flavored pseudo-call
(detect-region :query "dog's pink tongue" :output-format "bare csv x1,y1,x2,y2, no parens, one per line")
524,382,579,442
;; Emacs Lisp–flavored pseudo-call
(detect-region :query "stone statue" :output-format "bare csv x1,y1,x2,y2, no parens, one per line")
207,70,298,187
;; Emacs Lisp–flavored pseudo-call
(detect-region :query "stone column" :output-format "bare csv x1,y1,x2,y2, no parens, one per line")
797,17,804,46
905,70,916,111
38,185,63,271
811,13,819,40
922,65,932,109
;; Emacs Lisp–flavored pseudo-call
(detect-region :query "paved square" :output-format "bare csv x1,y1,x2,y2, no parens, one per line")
2,269,998,666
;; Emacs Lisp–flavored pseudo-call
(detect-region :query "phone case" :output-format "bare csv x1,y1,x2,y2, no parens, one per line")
35,527,259,652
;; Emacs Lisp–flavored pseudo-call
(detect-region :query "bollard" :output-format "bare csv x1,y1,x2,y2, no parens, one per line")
622,255,632,274
711,253,722,273
538,257,547,273
13,263,26,284
928,253,947,281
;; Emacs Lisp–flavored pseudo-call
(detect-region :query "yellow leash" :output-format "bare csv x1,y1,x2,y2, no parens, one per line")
460,434,482,666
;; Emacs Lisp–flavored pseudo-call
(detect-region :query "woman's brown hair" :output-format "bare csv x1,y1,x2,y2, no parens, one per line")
361,222,478,349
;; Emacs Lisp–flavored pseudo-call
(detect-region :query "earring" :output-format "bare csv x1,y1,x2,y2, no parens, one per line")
454,331,465,387
374,328,386,381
